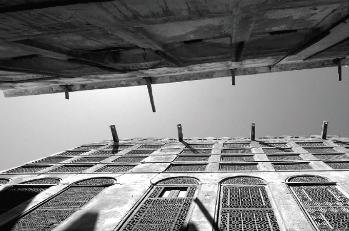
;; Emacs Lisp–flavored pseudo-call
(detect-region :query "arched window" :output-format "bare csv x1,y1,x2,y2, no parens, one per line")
1,177,115,231
118,177,199,231
218,176,281,231
287,175,349,230
0,177,60,215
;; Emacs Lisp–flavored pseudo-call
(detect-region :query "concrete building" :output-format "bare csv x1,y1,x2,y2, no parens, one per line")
1,133,349,230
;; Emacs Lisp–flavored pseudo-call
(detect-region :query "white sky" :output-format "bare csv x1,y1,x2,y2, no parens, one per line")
0,66,348,171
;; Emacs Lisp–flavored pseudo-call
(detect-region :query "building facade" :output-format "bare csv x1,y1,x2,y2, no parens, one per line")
1,135,349,231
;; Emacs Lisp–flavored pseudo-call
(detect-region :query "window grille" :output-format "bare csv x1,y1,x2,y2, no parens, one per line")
72,145,105,151
221,155,254,162
259,142,288,148
221,149,252,154
174,156,209,162
186,144,213,148
272,163,311,171
58,151,86,156
118,177,198,231
333,141,349,148
71,157,107,163
21,178,60,185
105,144,133,150
0,178,9,184
165,164,207,172
48,165,93,173
304,147,337,153
1,177,115,231
126,149,155,155
180,149,211,155
5,165,50,174
139,144,163,149
288,175,349,230
314,153,348,161
219,163,258,171
32,156,71,164
112,156,146,163
89,150,119,155
218,177,280,231
0,178,58,215
267,154,302,161
325,161,349,169
296,142,326,147
95,165,135,173
223,143,250,148
262,148,292,154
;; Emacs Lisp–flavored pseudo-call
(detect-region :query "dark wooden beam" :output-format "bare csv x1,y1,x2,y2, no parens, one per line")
321,121,328,139
335,58,344,81
144,77,156,112
177,124,183,142
230,69,236,85
0,0,113,13
250,123,255,141
64,85,70,100
4,58,349,97
110,125,119,143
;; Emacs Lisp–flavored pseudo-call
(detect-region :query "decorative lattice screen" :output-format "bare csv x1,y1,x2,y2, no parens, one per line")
325,161,349,169
95,165,135,173
174,156,209,162
288,176,349,230
218,177,280,231
119,177,198,231
219,163,258,171
272,163,311,171
221,155,254,162
165,164,207,172
1,178,115,231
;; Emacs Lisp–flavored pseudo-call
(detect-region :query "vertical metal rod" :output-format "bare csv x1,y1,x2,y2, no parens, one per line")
321,121,328,140
145,78,156,112
64,85,69,100
110,125,119,143
250,123,255,141
231,69,236,85
177,124,183,142
338,59,342,81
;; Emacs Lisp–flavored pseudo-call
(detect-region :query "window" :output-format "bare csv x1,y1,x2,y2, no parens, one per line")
272,162,311,170
325,161,349,169
95,165,136,173
174,155,209,162
267,154,302,161
0,178,9,185
287,175,349,230
223,142,250,148
296,142,326,147
262,148,292,154
71,157,107,163
118,177,199,230
48,165,93,173
221,155,254,161
222,148,252,154
219,163,258,171
259,142,289,148
0,178,60,215
4,165,50,174
217,176,281,231
1,177,115,231
165,164,207,172
32,156,71,164
303,147,338,153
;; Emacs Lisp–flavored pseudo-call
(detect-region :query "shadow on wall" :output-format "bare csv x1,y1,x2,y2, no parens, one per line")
187,198,219,231
60,211,99,231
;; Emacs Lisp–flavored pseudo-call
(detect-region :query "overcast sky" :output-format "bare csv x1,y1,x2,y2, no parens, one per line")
0,66,348,171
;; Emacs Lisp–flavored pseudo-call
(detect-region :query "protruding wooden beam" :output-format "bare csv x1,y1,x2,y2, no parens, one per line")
335,58,343,81
177,124,183,142
64,85,70,100
250,123,256,141
230,69,236,85
321,121,328,140
109,125,119,143
144,77,156,112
